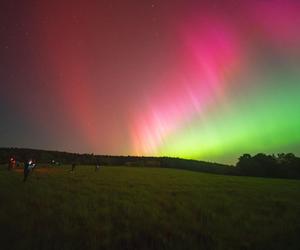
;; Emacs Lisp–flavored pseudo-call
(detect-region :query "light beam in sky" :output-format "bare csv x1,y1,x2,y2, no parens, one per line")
1,0,300,164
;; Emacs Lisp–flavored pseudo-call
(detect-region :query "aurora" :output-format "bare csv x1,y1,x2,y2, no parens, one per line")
1,0,299,164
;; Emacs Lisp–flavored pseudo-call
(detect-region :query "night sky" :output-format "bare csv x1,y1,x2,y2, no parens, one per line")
1,0,300,164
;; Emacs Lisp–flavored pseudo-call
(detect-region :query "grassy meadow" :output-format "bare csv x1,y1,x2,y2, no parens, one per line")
0,165,299,250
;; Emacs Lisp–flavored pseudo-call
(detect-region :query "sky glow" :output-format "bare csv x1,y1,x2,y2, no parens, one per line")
1,0,299,163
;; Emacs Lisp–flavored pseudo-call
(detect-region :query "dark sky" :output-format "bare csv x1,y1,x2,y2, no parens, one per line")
1,0,300,163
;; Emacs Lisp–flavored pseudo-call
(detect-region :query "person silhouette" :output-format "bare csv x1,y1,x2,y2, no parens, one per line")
8,157,16,170
23,160,31,182
71,163,76,172
95,163,100,171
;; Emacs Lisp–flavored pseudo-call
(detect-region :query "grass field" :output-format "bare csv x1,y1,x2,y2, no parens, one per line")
0,165,299,250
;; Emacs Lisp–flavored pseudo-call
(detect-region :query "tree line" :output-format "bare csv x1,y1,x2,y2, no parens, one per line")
236,153,300,179
0,148,299,179
0,147,230,172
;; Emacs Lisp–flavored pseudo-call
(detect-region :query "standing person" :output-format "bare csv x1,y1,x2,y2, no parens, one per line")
30,160,36,173
71,163,76,172
23,160,31,182
95,163,100,171
8,157,16,170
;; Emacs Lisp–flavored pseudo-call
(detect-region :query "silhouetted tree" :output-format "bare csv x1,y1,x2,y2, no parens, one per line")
237,153,300,179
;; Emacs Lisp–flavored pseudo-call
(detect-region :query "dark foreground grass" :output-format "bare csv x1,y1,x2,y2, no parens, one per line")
0,165,299,250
